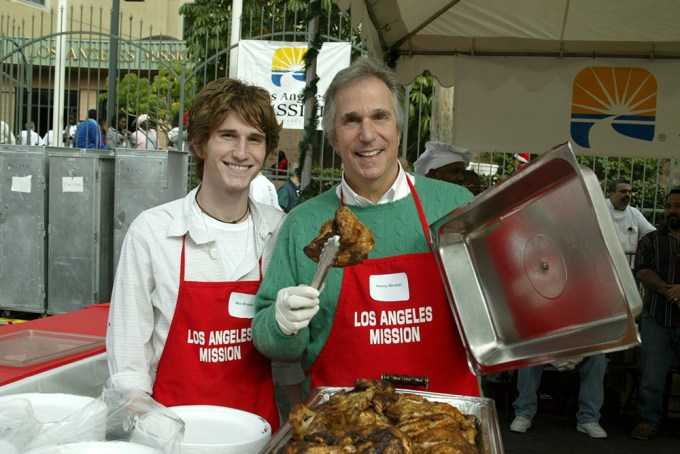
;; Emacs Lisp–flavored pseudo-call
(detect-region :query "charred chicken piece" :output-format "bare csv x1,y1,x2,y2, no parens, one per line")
281,379,479,454
304,206,375,267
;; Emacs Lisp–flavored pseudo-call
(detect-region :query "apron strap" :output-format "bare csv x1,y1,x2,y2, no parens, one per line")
180,235,187,283
405,176,433,250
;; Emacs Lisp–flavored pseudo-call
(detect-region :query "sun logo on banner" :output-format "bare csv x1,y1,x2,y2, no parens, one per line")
271,47,307,87
570,66,657,148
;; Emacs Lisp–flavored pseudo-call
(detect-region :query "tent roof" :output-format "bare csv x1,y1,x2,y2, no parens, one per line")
339,0,680,85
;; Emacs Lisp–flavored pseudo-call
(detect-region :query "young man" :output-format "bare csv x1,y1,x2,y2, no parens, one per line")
106,78,285,429
631,188,680,440
253,58,478,397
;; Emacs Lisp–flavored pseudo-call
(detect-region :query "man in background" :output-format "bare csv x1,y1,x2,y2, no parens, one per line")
75,109,105,149
630,188,680,440
607,178,656,268
20,121,43,146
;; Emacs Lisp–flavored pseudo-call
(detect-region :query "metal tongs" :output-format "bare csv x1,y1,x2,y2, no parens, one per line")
310,235,340,290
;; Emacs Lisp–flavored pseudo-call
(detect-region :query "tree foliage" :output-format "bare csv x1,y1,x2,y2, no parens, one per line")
114,61,198,136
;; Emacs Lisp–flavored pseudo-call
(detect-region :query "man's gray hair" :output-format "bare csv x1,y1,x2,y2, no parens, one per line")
322,58,405,144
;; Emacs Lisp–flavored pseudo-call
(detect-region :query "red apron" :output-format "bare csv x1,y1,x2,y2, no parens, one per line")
309,179,479,396
153,236,280,431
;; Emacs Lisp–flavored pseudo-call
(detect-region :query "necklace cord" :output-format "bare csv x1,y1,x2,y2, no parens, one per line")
196,197,250,224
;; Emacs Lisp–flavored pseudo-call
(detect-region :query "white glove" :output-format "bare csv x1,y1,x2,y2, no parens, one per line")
550,356,583,371
275,285,321,336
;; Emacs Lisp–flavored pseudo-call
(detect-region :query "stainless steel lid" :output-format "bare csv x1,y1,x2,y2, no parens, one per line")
430,143,641,375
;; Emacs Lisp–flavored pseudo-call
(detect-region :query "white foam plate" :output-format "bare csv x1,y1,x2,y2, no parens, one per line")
169,405,271,451
25,441,161,453
0,393,95,423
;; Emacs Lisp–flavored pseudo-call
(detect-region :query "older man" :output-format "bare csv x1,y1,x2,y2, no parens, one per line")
253,58,477,397
413,141,472,185
606,178,656,267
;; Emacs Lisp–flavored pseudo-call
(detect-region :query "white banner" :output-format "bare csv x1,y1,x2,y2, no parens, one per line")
237,40,351,130
453,56,680,158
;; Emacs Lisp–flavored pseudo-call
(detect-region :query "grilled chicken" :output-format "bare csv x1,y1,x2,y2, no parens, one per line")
304,206,375,267
281,379,479,454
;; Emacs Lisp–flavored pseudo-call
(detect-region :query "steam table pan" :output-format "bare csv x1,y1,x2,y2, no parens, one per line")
264,386,503,454
430,143,641,375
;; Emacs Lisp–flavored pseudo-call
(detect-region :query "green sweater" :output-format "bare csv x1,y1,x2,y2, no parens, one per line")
253,175,472,373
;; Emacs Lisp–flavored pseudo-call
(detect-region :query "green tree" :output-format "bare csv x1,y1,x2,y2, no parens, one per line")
113,61,197,136
179,0,346,85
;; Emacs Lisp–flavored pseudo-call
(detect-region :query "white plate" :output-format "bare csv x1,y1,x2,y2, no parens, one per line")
25,441,161,453
0,393,95,423
169,405,271,450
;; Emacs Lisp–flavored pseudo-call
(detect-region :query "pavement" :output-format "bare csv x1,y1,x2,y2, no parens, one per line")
498,408,680,454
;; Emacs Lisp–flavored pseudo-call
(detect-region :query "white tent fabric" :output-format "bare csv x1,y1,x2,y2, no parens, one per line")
339,0,680,86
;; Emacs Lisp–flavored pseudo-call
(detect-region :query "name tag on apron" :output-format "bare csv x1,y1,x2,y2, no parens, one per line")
369,273,410,302
228,292,256,318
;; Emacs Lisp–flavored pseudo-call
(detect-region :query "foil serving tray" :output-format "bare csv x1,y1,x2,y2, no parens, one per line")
264,386,503,454
430,143,641,375
0,329,105,367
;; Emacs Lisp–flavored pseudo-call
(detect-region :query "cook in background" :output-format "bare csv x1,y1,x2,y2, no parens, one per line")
413,141,470,186
106,77,286,430
107,112,131,149
606,178,656,269
252,58,479,397
630,188,680,440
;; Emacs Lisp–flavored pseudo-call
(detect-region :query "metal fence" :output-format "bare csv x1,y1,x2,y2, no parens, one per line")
1,3,678,223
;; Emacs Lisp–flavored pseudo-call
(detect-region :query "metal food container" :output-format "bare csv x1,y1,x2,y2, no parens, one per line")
430,143,641,375
47,148,115,314
264,387,503,454
0,146,48,313
113,149,188,271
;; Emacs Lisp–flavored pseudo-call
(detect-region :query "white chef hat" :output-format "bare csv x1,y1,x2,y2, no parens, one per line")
413,141,472,176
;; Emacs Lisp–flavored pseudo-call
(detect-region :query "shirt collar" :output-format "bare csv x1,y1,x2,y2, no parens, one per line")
337,162,413,206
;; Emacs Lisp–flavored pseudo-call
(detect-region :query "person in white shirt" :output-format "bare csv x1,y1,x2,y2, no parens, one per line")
20,121,43,146
106,77,287,430
0,120,15,144
249,171,283,211
129,114,158,149
606,178,656,267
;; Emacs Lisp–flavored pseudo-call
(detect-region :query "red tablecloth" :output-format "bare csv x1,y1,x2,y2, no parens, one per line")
0,304,109,387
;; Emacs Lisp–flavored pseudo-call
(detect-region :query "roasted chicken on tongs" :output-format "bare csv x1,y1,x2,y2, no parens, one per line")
304,206,375,267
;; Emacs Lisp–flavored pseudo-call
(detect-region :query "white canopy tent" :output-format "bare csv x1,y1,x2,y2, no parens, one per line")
339,0,680,86
338,0,680,157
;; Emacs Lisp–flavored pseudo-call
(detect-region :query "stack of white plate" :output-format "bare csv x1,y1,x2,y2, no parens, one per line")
25,441,161,453
168,405,272,454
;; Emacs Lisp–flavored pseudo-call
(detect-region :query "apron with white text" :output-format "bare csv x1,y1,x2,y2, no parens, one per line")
153,236,280,430
309,179,479,395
